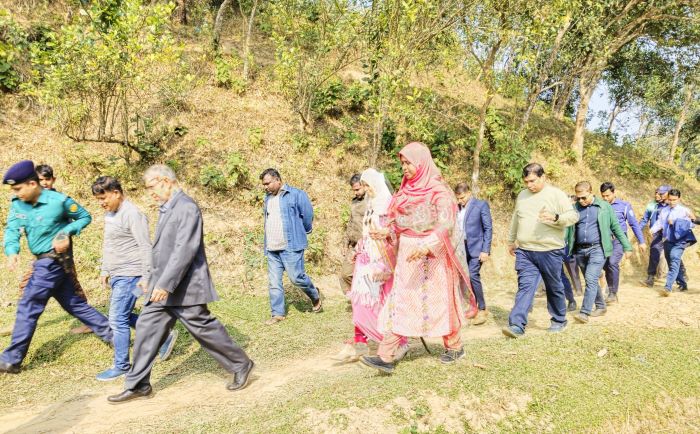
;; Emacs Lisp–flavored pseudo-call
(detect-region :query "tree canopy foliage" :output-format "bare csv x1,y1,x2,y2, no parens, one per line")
1,0,698,185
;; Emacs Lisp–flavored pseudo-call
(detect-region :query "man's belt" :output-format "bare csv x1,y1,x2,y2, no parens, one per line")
575,243,596,249
34,250,58,260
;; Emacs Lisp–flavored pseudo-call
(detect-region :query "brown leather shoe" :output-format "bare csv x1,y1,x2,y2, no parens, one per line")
70,324,93,334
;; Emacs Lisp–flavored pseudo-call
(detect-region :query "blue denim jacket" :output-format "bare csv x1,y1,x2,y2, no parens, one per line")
263,184,313,253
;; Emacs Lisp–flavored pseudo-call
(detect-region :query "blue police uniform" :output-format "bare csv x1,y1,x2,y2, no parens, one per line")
1,161,112,371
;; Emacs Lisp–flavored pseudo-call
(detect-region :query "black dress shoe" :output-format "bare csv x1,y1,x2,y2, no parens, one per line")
107,384,153,404
360,356,395,374
0,361,20,374
227,360,255,391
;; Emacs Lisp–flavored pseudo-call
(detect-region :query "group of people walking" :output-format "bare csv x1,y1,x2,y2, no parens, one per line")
0,161,254,403
0,141,696,398
334,146,697,373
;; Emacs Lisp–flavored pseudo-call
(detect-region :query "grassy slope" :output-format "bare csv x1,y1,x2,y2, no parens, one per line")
1,3,700,433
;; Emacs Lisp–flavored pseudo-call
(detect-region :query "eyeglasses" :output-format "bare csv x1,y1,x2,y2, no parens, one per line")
576,195,589,201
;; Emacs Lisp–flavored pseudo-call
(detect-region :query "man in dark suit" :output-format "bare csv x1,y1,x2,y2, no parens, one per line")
108,165,254,404
454,183,493,325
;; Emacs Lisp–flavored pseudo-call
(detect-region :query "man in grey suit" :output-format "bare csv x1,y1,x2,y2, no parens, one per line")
108,165,254,404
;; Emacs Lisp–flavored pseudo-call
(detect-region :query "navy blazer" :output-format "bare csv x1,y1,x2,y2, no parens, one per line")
462,198,493,257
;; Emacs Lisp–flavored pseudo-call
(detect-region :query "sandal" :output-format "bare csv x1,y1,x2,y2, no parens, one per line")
264,315,286,325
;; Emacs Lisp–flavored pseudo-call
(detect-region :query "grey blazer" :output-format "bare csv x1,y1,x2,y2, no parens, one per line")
147,190,219,306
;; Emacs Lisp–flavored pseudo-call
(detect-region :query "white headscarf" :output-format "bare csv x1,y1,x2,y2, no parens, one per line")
360,168,392,215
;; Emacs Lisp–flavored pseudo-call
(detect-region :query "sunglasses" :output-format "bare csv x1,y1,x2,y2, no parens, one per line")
576,195,589,201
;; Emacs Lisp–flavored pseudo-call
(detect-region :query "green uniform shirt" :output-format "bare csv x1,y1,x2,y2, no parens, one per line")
4,189,92,256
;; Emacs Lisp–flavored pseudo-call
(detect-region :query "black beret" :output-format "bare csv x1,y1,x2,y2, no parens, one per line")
3,160,36,185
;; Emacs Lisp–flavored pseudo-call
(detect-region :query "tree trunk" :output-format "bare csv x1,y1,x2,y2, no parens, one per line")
607,102,622,135
212,0,234,51
472,92,495,196
669,84,694,162
177,0,187,25
519,18,571,135
519,86,538,136
636,110,648,140
553,78,575,121
242,0,259,82
571,75,598,162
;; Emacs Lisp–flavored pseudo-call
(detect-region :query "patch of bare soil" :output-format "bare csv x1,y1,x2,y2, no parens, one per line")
304,389,533,434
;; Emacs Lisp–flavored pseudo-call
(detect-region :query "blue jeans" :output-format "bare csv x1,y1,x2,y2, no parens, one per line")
509,248,567,332
1,258,112,365
603,239,624,294
561,266,575,303
267,250,319,316
574,246,606,314
109,276,141,371
663,241,688,290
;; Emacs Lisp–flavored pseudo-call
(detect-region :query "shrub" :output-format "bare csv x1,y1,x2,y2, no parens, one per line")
0,9,28,92
24,0,189,161
199,151,250,192
214,53,246,94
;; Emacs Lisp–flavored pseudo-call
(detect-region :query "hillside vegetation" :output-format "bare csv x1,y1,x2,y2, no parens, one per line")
1,1,699,433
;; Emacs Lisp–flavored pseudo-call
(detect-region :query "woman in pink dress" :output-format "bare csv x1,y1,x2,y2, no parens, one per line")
332,169,409,363
361,142,477,374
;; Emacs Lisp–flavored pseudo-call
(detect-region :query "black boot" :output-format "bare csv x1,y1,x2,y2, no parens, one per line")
643,275,654,287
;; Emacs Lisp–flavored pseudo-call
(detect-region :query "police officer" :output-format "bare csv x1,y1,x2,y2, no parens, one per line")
0,160,112,374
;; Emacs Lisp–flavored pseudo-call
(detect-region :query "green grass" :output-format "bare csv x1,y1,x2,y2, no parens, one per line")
5,287,696,433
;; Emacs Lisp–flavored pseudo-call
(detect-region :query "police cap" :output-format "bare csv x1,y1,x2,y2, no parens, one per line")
3,160,36,185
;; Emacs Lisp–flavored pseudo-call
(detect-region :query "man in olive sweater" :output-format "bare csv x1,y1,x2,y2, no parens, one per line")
503,163,579,338
567,181,632,324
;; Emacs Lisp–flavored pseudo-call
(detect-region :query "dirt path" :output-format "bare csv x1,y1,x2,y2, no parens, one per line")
1,279,698,433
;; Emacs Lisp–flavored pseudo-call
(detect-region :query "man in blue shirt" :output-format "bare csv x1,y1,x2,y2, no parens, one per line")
260,168,322,325
0,160,112,374
650,189,696,295
639,185,686,287
599,182,646,303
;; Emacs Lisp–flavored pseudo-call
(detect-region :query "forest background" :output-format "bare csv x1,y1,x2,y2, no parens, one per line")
0,1,699,433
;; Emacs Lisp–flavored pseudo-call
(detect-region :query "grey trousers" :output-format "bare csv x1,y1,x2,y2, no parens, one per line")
125,302,250,389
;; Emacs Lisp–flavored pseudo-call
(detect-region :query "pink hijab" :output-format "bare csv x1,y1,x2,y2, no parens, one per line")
388,142,477,319
388,142,456,236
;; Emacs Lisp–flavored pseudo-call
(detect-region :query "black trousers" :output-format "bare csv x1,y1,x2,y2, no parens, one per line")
125,303,250,389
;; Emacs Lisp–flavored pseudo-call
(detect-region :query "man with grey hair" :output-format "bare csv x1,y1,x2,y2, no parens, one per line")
108,165,254,403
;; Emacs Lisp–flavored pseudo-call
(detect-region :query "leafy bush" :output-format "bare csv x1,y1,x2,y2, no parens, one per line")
311,78,346,118
247,127,264,149
214,53,246,94
482,109,533,196
224,151,250,188
24,0,189,161
199,151,250,192
0,9,28,92
616,157,677,180
345,82,370,112
199,164,228,191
